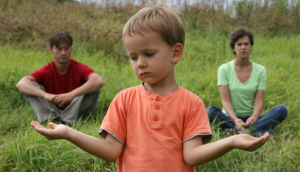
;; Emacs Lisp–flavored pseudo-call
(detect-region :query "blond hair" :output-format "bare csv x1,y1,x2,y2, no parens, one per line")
123,1,185,47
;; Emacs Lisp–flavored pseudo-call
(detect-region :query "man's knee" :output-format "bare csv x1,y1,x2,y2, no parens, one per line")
24,82,41,101
86,90,100,98
31,81,41,89
74,90,100,114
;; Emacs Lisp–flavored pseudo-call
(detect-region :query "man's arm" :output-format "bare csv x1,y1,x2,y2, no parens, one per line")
31,121,123,162
16,76,56,101
219,85,245,126
52,73,104,107
71,73,104,97
183,133,269,167
245,90,265,127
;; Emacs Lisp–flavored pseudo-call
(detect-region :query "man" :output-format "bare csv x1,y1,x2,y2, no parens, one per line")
16,31,104,126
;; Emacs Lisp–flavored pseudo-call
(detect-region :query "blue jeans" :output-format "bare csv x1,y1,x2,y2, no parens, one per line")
206,105,288,136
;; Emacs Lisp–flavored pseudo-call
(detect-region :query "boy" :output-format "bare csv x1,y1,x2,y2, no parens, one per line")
31,3,270,172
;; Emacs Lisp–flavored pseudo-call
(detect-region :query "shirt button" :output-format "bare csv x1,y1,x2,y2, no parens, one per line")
153,116,158,121
155,97,160,101
155,105,160,110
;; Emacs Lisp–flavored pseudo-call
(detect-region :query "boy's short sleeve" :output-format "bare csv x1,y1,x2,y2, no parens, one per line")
257,67,267,91
183,100,212,144
99,93,127,144
218,64,228,86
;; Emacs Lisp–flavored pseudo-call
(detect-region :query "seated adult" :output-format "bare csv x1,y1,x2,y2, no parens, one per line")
16,31,104,126
207,28,287,136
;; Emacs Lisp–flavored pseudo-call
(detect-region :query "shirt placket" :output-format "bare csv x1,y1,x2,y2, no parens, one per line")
150,95,162,128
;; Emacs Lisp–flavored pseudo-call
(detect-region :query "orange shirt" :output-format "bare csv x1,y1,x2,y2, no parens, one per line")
99,85,212,172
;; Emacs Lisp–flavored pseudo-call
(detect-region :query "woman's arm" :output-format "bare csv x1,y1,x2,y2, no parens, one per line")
219,85,245,126
245,90,264,127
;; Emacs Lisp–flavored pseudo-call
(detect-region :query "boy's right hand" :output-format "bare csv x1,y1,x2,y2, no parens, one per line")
31,121,69,140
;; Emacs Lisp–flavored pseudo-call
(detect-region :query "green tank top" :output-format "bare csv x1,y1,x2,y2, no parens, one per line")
218,60,266,117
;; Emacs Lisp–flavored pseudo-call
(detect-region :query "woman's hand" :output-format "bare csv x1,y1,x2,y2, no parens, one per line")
244,116,258,127
31,121,70,140
233,118,245,127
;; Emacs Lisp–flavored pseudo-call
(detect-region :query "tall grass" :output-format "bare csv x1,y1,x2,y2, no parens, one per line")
1,33,300,171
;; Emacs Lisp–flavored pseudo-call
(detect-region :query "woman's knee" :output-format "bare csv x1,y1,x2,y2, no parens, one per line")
272,105,288,121
206,106,221,115
275,104,288,118
206,106,222,121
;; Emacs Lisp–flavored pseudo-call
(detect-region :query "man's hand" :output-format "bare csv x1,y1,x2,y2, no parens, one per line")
31,121,70,140
51,93,75,108
230,132,270,151
244,116,258,127
43,93,58,102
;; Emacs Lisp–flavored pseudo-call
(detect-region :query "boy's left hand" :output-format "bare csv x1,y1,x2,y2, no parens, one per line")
231,132,270,151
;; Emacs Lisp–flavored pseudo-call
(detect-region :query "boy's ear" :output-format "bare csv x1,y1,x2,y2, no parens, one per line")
172,43,183,63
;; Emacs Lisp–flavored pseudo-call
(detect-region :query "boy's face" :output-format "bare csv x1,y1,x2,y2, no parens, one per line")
124,32,182,86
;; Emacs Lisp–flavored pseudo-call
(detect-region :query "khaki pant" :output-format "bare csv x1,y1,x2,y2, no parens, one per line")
25,82,100,125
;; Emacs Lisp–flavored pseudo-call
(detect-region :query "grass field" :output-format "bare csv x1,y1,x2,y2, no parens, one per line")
0,32,300,171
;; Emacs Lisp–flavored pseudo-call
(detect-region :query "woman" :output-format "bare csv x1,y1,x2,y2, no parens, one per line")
207,28,287,136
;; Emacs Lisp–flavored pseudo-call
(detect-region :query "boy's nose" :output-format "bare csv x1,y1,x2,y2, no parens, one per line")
138,58,146,68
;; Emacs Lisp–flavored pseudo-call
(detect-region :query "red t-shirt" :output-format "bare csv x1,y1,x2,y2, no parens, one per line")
30,58,94,108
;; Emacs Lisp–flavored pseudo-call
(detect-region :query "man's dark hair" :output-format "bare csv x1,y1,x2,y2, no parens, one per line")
229,28,254,55
49,31,73,48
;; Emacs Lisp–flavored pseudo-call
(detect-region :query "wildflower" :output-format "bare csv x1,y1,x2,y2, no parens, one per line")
237,123,244,131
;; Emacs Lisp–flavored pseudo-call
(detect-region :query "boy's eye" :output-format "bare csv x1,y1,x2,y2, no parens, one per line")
145,53,154,56
130,56,137,60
